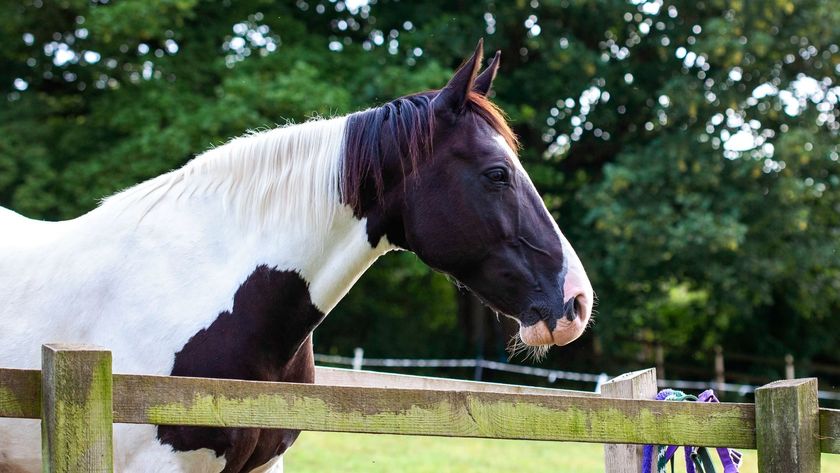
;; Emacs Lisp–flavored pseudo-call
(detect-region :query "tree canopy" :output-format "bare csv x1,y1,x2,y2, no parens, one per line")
2,0,838,387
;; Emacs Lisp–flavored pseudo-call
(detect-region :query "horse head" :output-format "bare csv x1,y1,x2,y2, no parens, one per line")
345,40,594,349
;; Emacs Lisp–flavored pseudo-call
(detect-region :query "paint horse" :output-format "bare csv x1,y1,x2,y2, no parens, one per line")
0,40,593,472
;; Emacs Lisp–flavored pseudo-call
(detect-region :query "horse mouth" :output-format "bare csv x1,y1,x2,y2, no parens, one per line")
518,295,590,347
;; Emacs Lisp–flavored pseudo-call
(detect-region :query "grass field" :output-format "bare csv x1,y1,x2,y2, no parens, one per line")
285,431,840,472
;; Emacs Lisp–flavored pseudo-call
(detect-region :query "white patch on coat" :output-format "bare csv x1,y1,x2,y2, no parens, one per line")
0,117,392,471
492,135,594,318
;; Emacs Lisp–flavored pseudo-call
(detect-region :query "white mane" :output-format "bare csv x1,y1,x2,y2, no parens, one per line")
105,116,347,233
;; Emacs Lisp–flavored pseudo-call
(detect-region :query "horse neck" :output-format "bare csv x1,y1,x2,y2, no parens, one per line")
94,116,393,315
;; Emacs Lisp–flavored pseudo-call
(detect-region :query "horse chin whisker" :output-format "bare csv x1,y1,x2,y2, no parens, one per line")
505,334,526,361
505,332,550,363
585,308,598,328
445,274,466,290
526,344,550,363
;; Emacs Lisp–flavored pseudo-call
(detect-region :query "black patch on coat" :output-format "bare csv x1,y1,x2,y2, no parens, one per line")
157,266,324,473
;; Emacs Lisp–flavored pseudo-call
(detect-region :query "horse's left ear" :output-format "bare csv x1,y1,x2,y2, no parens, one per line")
473,50,500,96
433,39,484,114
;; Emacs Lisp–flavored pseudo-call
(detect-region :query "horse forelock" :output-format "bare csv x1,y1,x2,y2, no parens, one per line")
465,91,519,153
341,90,517,214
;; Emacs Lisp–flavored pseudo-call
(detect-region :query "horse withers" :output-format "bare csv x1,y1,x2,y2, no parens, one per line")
0,40,593,472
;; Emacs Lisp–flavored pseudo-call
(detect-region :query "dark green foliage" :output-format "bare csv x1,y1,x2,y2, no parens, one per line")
1,0,837,381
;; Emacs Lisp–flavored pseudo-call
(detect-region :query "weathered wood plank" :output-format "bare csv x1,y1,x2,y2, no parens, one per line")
112,373,755,448
8,363,840,454
755,378,820,473
314,366,598,397
0,368,40,419
820,408,840,455
41,344,114,473
602,369,657,473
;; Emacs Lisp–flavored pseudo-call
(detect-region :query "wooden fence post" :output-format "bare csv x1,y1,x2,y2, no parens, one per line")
755,378,820,473
714,345,725,391
41,344,114,473
602,368,658,473
785,354,795,380
654,344,665,380
352,347,364,371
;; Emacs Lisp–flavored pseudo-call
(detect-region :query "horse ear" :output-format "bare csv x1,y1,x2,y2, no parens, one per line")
433,39,484,114
473,50,500,96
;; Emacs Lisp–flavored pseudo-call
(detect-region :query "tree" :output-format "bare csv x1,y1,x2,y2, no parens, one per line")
2,0,838,382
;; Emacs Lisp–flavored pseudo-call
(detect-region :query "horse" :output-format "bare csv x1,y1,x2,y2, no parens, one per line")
0,39,593,472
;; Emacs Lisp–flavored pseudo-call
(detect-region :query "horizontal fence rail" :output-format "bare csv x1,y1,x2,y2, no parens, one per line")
823,408,840,454
314,353,605,382
3,366,840,454
1,345,840,473
3,369,756,447
314,366,599,397
313,353,840,401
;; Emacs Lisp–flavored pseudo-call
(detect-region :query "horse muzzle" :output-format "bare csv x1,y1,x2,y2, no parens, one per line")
519,261,593,347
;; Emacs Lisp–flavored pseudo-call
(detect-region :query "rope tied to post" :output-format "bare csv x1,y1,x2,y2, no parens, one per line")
642,389,742,473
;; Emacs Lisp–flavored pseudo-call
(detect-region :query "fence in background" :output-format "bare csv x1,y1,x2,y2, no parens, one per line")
314,349,840,401
1,344,839,472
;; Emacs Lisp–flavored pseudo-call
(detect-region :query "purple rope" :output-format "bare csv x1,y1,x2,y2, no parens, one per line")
642,389,741,473
717,447,742,472
642,438,655,472
642,390,675,473
700,390,742,472
698,389,717,403
685,447,696,473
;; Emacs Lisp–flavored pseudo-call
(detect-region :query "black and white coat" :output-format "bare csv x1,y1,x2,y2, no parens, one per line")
0,41,593,472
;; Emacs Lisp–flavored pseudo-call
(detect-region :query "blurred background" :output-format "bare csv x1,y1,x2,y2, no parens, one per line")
2,0,839,409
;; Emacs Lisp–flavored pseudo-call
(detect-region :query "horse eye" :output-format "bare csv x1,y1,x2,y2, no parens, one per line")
485,168,508,183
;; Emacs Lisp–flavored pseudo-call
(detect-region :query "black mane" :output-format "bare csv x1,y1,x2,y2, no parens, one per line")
341,93,434,213
341,91,517,215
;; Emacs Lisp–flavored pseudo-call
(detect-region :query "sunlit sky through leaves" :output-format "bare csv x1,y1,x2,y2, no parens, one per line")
7,0,839,169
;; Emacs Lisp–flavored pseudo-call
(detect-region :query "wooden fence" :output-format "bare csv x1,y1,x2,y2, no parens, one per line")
1,344,839,472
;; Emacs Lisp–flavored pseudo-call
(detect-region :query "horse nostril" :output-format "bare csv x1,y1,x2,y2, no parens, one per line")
564,297,581,321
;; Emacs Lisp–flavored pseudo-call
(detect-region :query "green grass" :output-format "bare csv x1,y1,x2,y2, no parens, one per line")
286,431,840,472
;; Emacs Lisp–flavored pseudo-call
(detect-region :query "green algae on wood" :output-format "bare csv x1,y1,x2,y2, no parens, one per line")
601,368,658,473
0,368,40,419
41,344,114,473
112,373,755,448
2,351,837,466
821,408,840,455
755,378,820,473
